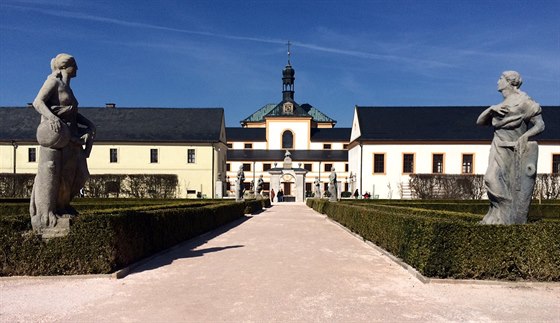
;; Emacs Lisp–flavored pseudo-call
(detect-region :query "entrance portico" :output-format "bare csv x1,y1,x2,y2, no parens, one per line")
269,151,307,202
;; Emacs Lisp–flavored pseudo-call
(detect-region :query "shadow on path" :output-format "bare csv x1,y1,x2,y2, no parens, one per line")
128,215,252,275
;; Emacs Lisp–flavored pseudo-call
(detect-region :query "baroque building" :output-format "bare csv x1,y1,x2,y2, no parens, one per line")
225,59,351,200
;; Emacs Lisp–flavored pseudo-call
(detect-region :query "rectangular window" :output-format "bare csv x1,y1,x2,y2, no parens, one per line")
227,143,232,148
323,183,329,192
345,163,349,172
109,148,118,163
187,149,196,163
305,182,312,192
462,154,474,174
28,147,36,162
323,144,332,149
403,153,415,174
263,163,271,171
324,163,333,172
304,163,312,171
432,154,444,174
373,153,385,174
343,144,349,149
150,149,158,163
552,154,560,174
243,163,252,172
244,143,253,149
226,163,231,171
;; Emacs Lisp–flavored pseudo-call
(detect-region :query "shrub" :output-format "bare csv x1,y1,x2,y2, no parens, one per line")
307,199,560,281
533,174,560,200
1,201,245,276
83,174,179,198
243,199,263,214
409,174,485,199
0,174,35,198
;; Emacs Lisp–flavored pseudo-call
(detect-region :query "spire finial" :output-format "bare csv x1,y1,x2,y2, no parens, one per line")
287,40,291,65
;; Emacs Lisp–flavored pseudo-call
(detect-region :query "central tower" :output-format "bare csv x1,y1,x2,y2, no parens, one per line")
282,41,295,101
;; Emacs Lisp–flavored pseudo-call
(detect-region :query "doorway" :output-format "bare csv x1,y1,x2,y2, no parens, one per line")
283,182,291,196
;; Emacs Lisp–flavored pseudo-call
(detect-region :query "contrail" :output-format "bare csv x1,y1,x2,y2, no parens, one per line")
4,3,450,67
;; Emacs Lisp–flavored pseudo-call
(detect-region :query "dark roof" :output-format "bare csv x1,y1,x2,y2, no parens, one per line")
225,127,351,142
355,106,560,142
227,149,348,162
310,128,351,142
226,128,266,142
0,107,225,143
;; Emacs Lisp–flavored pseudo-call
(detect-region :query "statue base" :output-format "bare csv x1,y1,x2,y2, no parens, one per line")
40,217,71,240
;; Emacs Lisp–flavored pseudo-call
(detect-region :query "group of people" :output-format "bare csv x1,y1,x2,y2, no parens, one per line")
270,189,284,202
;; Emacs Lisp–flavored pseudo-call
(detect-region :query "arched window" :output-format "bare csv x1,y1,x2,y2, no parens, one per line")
282,130,293,149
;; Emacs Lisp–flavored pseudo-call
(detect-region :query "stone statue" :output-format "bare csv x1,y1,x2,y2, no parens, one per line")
255,175,264,197
236,165,245,201
30,53,96,235
328,168,338,202
314,177,321,197
477,71,545,224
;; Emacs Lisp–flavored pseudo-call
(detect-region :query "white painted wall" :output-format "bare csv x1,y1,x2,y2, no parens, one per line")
351,142,559,199
267,119,310,149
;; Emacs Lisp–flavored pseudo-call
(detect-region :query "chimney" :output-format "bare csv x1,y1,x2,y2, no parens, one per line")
105,103,116,108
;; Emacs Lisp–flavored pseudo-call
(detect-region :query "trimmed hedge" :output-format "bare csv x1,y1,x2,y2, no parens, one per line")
307,199,560,281
1,201,247,276
343,199,560,220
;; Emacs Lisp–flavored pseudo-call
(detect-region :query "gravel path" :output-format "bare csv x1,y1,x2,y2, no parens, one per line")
1,203,559,322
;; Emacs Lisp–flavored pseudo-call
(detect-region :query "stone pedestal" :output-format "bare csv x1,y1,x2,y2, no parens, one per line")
215,181,223,198
40,217,71,240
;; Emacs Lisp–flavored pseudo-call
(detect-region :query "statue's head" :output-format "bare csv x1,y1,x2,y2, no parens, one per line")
51,53,77,78
501,71,522,89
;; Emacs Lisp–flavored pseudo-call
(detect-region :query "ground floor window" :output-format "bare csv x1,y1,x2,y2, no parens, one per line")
187,149,196,163
373,153,385,174
150,149,158,163
28,147,36,162
553,154,560,174
432,153,444,173
110,148,118,163
403,153,415,174
462,154,474,174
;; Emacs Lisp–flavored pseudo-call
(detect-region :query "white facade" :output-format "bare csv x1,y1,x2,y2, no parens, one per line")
349,105,560,199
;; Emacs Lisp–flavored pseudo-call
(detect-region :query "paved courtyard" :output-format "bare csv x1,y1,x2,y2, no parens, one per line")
1,203,559,322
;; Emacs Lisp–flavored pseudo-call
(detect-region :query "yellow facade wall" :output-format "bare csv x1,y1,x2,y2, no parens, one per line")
1,142,226,198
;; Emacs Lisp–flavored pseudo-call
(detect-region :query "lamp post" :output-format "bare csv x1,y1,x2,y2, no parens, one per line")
11,140,18,174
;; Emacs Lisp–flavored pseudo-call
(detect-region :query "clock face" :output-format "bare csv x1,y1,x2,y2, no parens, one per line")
283,102,294,114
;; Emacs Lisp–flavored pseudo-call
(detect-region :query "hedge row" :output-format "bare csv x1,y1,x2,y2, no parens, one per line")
1,201,256,276
342,199,560,220
307,199,560,281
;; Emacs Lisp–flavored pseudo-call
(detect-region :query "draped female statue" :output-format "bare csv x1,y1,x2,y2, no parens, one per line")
30,54,96,233
477,71,545,224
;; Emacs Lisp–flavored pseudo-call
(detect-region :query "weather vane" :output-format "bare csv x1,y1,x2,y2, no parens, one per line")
287,40,291,65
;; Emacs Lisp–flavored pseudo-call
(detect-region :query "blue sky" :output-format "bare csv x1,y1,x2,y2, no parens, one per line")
1,0,559,127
